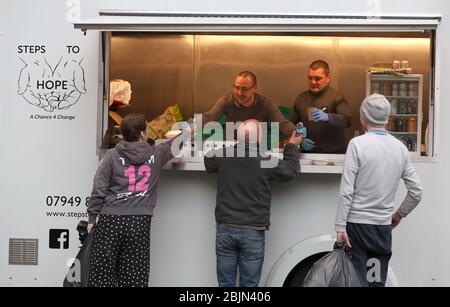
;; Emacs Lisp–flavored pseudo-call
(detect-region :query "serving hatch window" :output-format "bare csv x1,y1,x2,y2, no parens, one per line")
106,30,435,157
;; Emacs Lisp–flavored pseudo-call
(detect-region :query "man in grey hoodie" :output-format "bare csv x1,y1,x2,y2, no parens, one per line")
335,94,423,287
86,113,181,287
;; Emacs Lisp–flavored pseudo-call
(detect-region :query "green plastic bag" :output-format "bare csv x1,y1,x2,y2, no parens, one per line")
278,105,293,121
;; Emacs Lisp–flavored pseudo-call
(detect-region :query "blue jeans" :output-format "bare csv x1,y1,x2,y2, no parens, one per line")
216,223,265,287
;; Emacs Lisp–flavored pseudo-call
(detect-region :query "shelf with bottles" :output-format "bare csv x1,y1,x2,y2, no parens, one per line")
366,73,423,156
393,135,418,152
389,98,418,115
387,116,417,133
369,77,420,98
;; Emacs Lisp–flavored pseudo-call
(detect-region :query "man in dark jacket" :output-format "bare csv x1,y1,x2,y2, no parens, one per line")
204,119,302,287
291,60,352,153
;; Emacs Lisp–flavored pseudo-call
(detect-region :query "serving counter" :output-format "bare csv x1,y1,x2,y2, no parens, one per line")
163,152,345,173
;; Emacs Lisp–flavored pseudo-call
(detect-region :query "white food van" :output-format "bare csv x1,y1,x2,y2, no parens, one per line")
1,0,449,286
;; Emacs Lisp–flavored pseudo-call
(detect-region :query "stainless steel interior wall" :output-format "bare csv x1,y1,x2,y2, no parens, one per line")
110,34,194,120
110,33,430,138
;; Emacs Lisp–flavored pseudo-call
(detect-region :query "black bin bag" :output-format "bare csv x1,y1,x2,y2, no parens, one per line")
63,221,93,287
302,242,362,287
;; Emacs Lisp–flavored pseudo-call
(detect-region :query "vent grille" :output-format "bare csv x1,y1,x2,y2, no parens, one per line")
9,238,39,265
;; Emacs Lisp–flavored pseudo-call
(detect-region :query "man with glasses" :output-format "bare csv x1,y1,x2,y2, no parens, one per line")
291,60,352,153
202,71,295,141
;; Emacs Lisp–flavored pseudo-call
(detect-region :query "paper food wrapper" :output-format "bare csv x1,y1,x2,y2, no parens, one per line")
110,79,132,107
147,104,183,140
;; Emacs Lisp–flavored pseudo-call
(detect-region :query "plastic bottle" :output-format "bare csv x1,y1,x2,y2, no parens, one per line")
385,81,392,96
398,118,405,132
406,101,412,114
408,82,417,97
392,82,399,96
372,82,381,94
387,117,393,131
407,117,417,132
410,100,417,113
393,60,401,70
390,99,398,114
401,60,409,69
406,136,413,151
398,100,405,114
399,82,408,97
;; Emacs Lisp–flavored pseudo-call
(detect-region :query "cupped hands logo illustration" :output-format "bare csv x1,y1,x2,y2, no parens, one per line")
17,57,86,112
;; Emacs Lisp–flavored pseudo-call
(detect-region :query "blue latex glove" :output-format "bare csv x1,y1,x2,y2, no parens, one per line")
300,138,316,151
311,109,329,122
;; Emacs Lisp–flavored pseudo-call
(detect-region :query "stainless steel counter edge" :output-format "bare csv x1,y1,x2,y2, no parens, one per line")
162,153,345,173
161,151,433,173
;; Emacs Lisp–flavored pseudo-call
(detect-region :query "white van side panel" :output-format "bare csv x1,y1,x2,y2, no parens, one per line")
0,0,99,285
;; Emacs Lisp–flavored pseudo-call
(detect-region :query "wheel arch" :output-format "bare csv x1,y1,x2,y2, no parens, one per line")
264,234,400,287
264,235,335,286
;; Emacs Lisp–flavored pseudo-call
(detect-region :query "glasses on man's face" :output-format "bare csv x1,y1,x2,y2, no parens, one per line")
233,84,256,93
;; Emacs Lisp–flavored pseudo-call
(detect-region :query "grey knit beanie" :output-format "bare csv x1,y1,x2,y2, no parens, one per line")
360,94,391,127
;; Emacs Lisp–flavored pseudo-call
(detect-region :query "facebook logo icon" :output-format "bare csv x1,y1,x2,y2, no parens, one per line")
49,229,69,249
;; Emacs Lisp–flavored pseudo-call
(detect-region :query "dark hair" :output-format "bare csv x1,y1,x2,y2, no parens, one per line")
309,60,330,75
237,71,257,86
120,113,147,142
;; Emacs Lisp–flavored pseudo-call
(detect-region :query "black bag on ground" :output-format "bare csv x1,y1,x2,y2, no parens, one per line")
63,221,93,287
302,242,362,287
